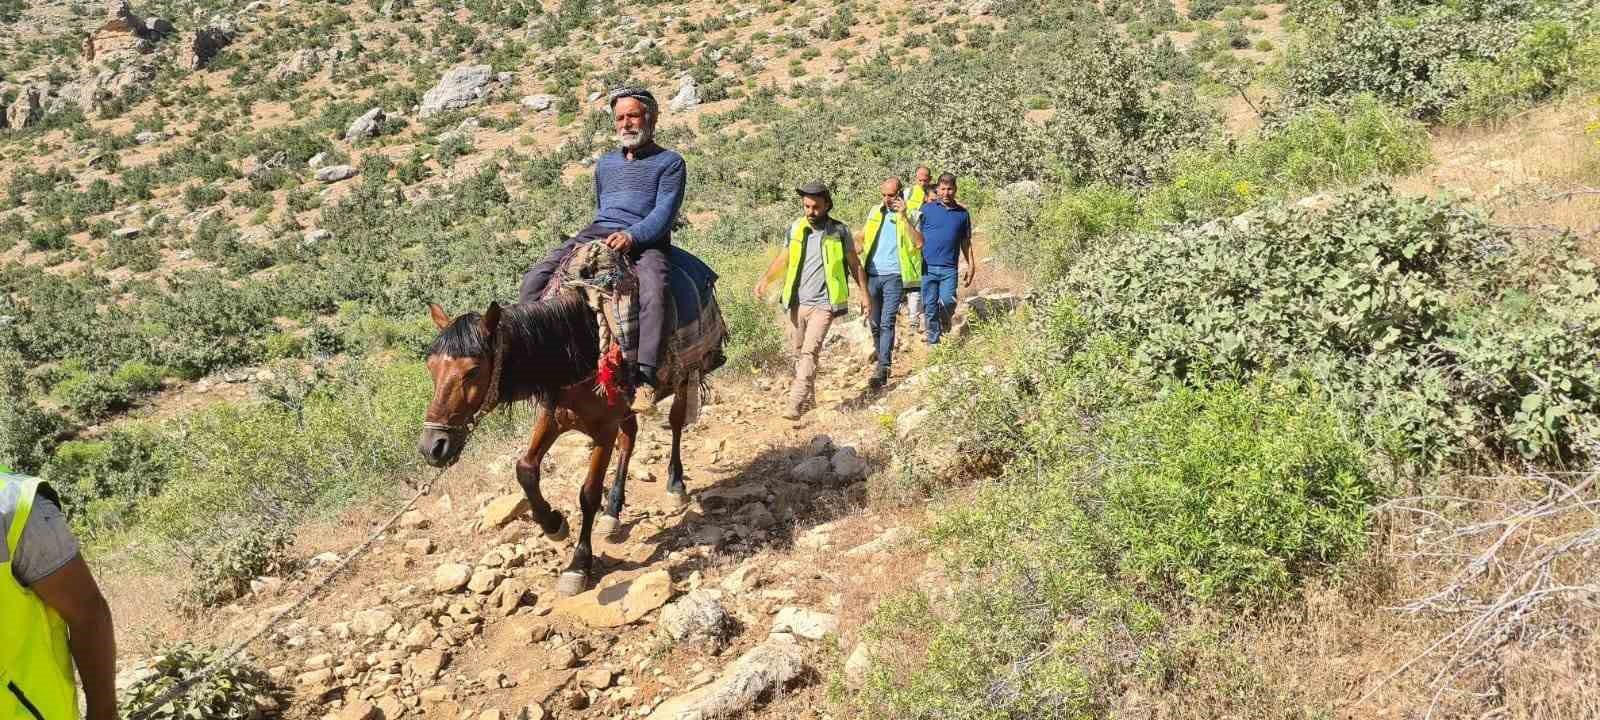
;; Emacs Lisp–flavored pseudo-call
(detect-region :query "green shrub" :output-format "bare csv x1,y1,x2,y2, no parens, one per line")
1042,34,1218,186
900,72,1048,184
182,183,227,211
52,367,135,422
1098,382,1377,605
435,132,473,168
143,360,431,574
1282,3,1553,119
1069,184,1600,465
863,369,1371,716
119,643,282,719
1442,20,1600,124
1145,95,1429,221
183,524,293,607
42,424,168,538
992,185,1141,283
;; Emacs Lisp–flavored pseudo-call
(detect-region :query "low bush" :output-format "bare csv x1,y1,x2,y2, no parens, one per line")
1145,95,1430,221
863,368,1374,717
1096,381,1377,605
182,524,294,607
141,360,431,601
118,643,282,719
42,424,168,538
991,184,1141,283
1069,185,1600,465
1442,19,1600,124
1282,2,1598,120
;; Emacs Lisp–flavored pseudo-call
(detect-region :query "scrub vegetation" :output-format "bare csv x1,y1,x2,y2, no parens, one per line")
2,0,1599,716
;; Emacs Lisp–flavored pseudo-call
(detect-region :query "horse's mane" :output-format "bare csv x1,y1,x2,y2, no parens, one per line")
428,291,602,406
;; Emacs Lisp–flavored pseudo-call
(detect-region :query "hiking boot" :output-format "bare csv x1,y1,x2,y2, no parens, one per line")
782,400,803,420
630,384,659,415
868,370,888,390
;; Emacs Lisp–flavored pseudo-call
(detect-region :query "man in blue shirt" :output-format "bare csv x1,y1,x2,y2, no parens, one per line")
518,87,686,414
862,176,923,389
917,173,974,344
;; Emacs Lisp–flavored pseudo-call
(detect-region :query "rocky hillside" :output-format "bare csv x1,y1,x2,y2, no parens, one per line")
5,0,1600,718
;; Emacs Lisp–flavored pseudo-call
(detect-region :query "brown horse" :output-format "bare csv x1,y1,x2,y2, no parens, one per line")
418,285,723,596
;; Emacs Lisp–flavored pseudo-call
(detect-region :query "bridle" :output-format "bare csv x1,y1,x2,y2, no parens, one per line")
422,322,509,437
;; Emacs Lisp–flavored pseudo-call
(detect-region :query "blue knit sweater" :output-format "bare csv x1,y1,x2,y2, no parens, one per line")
592,144,687,250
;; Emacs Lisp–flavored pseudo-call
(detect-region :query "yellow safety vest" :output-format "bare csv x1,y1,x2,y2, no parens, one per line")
1,474,77,720
861,206,923,285
906,184,928,212
782,218,849,314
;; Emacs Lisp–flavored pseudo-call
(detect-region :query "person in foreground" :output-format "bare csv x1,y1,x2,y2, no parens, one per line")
2,467,118,720
517,86,687,415
754,180,871,420
861,176,924,389
917,172,974,344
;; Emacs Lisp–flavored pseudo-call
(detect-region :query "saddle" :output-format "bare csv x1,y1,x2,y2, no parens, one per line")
544,242,726,408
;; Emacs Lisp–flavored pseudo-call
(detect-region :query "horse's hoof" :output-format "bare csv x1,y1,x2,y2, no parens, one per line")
595,513,623,542
543,516,570,542
666,488,691,507
556,571,588,597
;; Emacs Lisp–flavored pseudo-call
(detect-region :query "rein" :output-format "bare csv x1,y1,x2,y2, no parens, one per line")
424,321,509,435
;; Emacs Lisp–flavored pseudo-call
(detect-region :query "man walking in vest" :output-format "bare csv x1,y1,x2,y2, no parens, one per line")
754,180,871,420
2,469,118,720
518,87,686,415
900,165,935,332
918,172,974,344
861,176,924,389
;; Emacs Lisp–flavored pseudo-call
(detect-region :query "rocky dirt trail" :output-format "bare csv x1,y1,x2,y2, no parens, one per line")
114,252,1023,720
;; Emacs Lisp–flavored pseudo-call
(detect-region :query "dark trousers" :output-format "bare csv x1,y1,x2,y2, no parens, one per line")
922,264,959,344
518,224,669,375
867,274,904,374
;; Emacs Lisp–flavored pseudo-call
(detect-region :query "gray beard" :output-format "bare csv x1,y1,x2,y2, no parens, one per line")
619,131,647,149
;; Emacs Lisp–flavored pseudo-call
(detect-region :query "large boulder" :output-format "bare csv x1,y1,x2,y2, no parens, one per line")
646,640,805,719
343,106,385,143
315,164,358,183
180,25,235,71
419,64,493,118
554,570,673,628
77,61,158,114
269,49,323,82
830,447,869,483
790,456,832,485
657,589,733,651
84,0,158,62
771,607,838,640
668,76,700,112
5,85,46,130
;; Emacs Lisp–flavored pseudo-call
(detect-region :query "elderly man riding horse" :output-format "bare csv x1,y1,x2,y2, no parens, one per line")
518,87,686,415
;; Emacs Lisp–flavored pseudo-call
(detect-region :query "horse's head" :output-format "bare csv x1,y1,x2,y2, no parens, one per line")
419,301,503,467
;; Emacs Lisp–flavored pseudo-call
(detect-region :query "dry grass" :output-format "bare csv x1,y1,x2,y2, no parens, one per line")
1395,94,1600,260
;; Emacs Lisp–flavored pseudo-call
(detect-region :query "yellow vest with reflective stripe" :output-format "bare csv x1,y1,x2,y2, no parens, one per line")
861,206,923,285
2,475,77,720
782,218,849,313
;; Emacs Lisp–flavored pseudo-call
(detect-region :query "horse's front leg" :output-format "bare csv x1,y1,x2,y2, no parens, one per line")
516,403,568,541
596,415,637,542
665,392,690,505
557,438,614,596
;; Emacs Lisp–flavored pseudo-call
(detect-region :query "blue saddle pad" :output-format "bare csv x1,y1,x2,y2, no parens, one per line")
666,246,718,329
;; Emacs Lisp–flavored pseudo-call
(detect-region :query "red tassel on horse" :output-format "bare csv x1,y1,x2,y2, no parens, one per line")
596,344,627,406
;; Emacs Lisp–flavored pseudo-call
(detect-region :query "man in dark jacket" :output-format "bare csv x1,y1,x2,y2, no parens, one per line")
518,87,687,415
